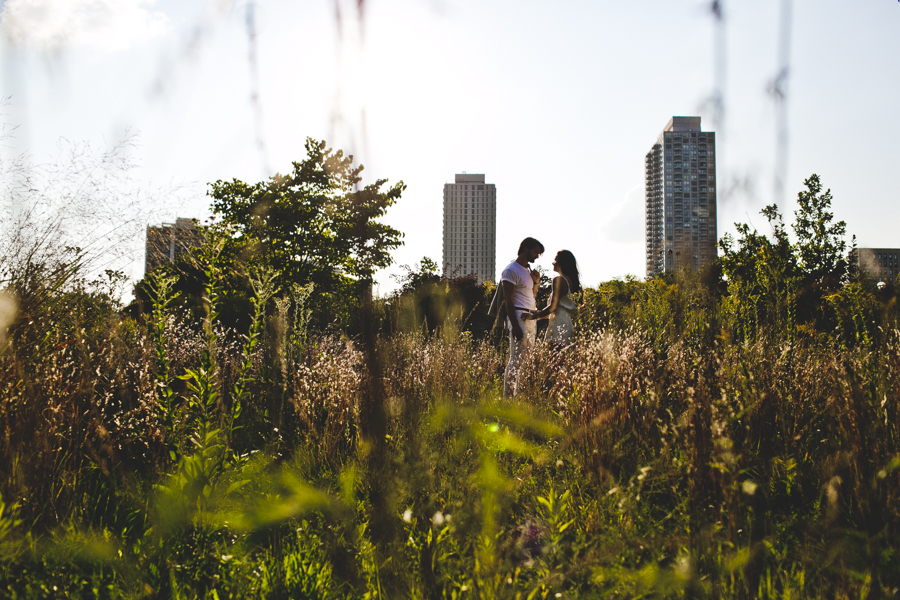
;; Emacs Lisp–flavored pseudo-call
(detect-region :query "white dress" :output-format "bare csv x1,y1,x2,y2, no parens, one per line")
544,276,577,345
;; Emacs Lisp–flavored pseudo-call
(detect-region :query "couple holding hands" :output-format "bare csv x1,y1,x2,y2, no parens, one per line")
498,237,581,396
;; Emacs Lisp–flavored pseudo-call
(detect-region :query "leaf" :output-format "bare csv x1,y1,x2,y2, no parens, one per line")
225,480,250,496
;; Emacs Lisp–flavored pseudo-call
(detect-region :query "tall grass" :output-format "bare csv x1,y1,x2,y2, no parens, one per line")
1,250,899,598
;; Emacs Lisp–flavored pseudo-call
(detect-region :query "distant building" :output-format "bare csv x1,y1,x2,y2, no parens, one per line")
645,116,718,277
145,218,203,274
853,247,900,281
442,174,496,283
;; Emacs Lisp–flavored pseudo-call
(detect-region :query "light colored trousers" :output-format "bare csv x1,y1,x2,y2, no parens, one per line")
504,312,536,397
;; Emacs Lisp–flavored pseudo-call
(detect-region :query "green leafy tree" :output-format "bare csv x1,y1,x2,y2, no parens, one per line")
393,256,441,295
792,173,847,285
207,138,405,329
719,173,850,339
382,258,498,338
719,205,800,340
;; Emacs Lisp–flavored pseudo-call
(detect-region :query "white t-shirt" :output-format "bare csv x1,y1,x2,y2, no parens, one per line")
501,260,536,311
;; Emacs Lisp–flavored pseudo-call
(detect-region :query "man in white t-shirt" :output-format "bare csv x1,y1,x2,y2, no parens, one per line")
501,237,543,396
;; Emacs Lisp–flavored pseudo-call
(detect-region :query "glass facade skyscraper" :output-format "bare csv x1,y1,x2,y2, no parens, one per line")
645,117,717,276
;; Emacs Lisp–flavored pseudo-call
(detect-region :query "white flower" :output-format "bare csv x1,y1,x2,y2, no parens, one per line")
432,511,444,526
742,481,758,495
402,509,412,523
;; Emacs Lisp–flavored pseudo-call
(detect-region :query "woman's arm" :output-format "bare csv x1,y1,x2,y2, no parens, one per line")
527,276,565,320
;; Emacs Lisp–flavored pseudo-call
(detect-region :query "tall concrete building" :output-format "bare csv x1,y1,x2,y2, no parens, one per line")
645,117,718,277
443,174,496,282
145,217,203,275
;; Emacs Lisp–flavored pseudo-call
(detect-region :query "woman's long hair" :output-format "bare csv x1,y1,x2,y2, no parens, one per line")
555,250,581,294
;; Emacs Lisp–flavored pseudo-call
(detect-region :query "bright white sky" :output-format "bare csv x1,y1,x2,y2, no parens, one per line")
2,0,899,295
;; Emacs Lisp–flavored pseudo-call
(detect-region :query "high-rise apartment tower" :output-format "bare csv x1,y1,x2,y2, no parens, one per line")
645,117,718,277
443,174,496,282
852,248,900,282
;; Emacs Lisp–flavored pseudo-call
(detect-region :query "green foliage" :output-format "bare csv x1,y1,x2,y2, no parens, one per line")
394,256,441,295
231,267,278,428
384,257,497,339
579,270,719,354
206,138,405,331
0,492,22,561
6,172,900,599
793,174,848,282
147,270,181,437
718,174,854,342
719,203,799,341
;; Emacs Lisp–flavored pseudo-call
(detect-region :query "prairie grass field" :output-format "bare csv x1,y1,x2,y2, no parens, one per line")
3,0,899,595
1,161,899,599
1,245,899,599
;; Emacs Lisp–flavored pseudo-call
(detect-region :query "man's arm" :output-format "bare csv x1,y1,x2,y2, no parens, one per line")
502,279,523,340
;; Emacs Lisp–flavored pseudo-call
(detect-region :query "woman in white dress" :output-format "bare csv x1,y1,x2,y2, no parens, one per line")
524,250,581,346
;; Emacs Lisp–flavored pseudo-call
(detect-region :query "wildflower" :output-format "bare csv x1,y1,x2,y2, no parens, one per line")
432,511,444,526
742,481,758,495
403,509,412,523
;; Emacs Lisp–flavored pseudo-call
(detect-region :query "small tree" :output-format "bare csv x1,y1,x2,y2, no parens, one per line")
207,138,404,330
392,257,441,296
719,205,799,341
792,174,847,285
719,173,851,339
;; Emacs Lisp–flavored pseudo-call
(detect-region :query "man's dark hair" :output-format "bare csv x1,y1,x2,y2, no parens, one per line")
518,237,544,255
